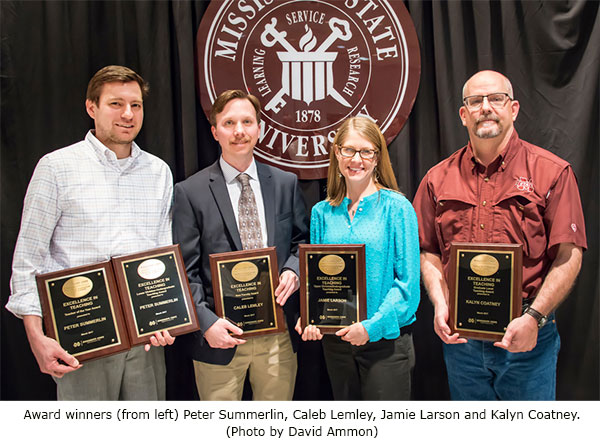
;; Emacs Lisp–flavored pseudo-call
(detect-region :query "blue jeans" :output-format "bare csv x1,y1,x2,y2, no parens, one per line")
443,317,560,400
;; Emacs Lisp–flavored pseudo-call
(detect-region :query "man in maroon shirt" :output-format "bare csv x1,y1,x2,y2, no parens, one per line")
413,70,586,400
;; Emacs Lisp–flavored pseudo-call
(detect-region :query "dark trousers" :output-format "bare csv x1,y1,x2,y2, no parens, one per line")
321,332,415,400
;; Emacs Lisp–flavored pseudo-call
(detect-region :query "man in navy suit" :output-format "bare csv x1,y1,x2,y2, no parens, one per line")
172,90,309,400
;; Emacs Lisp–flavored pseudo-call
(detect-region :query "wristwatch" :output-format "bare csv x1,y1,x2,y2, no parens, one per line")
524,306,549,328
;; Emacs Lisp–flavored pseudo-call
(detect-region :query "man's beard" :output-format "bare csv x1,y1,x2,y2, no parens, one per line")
108,131,138,146
474,113,502,139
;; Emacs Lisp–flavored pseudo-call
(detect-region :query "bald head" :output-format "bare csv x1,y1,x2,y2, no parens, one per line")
462,70,513,100
458,70,520,154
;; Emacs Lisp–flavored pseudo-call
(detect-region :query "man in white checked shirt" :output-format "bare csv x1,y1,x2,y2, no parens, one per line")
7,65,174,400
173,90,309,400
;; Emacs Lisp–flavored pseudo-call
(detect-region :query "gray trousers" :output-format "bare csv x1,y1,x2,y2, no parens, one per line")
54,345,166,400
322,332,415,400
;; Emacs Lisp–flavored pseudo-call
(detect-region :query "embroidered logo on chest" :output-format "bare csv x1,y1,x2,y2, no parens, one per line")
515,176,534,193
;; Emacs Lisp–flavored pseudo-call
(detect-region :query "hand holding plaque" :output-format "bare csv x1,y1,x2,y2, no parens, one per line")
447,243,523,341
209,247,285,338
299,244,366,334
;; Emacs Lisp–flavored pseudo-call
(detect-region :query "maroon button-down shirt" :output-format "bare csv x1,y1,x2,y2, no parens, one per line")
413,130,587,300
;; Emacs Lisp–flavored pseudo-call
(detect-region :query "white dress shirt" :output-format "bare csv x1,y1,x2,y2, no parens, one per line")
219,156,268,247
7,131,173,318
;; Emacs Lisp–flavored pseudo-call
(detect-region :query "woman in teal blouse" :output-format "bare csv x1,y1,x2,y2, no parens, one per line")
296,117,420,400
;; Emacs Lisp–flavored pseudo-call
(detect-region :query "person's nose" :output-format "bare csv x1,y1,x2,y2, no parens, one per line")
122,104,134,120
351,151,362,161
233,121,245,136
480,96,492,113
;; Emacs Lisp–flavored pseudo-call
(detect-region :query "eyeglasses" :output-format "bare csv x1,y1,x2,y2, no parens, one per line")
336,145,378,160
463,93,513,110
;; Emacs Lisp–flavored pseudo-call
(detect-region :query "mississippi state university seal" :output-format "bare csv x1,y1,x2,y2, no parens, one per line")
197,0,420,179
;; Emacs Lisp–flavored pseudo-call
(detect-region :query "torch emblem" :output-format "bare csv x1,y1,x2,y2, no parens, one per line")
261,17,353,113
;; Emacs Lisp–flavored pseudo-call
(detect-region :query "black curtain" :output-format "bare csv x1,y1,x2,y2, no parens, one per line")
1,0,597,400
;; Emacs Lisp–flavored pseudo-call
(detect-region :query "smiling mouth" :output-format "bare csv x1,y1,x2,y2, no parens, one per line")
116,123,134,129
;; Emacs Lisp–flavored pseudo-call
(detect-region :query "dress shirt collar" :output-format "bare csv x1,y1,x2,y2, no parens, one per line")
465,129,520,173
219,156,258,184
86,130,142,166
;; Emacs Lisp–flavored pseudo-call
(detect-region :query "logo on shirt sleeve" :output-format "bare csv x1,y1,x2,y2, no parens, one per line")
571,223,577,233
515,176,534,193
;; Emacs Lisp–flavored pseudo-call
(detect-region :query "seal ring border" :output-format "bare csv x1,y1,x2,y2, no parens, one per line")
199,0,420,175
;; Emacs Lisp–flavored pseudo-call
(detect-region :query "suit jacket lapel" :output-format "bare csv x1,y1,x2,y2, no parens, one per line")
208,161,243,251
257,162,275,247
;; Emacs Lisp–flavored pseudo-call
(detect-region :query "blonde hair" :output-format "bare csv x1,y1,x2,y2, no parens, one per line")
326,116,399,206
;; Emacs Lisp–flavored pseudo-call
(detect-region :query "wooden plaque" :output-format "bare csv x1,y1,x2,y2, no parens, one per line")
209,247,284,338
448,242,523,341
112,244,200,345
299,244,367,334
36,261,130,362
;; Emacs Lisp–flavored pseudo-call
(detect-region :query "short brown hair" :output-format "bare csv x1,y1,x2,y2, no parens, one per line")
86,65,149,105
327,116,399,206
210,89,261,126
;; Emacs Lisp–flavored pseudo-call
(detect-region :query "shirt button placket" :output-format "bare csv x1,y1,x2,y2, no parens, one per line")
478,173,492,242
113,169,122,251
482,174,494,242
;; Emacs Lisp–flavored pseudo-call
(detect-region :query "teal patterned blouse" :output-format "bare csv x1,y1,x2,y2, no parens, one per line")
310,189,420,342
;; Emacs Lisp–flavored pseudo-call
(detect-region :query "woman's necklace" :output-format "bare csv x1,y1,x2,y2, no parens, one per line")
348,202,359,220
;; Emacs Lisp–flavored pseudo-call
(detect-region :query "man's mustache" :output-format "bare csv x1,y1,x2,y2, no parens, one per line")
476,113,500,123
